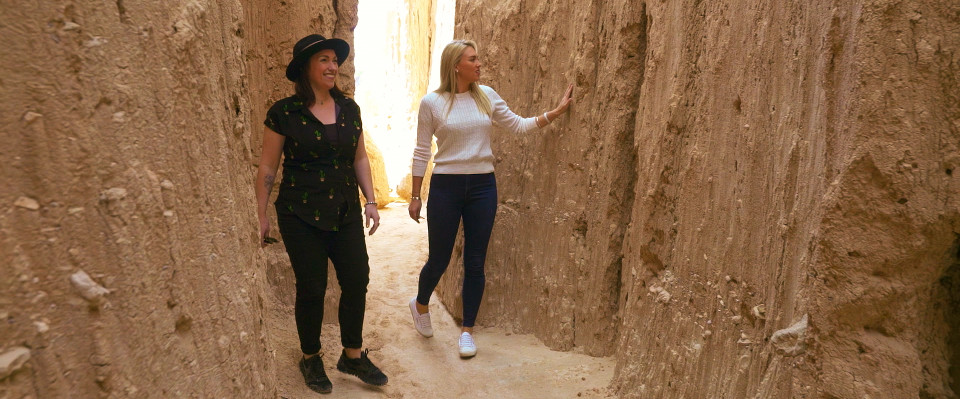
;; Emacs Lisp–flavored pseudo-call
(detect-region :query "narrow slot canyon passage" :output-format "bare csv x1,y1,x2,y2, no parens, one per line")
264,1,617,397
3,0,958,397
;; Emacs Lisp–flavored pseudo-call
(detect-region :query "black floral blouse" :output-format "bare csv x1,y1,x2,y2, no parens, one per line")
264,95,364,231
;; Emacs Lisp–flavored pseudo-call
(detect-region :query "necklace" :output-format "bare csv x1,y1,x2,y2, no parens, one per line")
316,92,332,106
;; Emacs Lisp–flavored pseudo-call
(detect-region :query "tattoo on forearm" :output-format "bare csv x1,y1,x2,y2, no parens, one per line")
264,174,275,190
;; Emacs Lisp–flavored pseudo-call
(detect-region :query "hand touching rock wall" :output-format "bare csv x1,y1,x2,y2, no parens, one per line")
440,0,960,397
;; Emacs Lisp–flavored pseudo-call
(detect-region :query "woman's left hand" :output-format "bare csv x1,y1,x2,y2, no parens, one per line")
365,204,380,235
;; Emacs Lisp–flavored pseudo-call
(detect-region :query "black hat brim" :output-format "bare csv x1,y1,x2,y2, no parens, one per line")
285,38,350,82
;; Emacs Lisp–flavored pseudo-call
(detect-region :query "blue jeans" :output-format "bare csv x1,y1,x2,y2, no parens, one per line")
416,173,497,327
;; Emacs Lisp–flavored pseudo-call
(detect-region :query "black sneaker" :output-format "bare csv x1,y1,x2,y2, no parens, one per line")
299,355,332,394
336,349,388,386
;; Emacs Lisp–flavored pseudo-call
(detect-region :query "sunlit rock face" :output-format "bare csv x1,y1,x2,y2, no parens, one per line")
354,0,442,194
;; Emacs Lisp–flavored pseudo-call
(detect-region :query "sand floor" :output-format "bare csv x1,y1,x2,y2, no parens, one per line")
267,203,615,398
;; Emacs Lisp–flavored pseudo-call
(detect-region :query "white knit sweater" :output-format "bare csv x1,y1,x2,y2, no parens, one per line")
412,85,538,177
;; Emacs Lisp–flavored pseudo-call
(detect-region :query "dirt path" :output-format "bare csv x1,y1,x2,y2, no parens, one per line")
269,203,614,398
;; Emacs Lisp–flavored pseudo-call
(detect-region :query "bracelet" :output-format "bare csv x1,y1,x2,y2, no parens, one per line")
411,195,421,201
543,112,551,124
365,201,377,206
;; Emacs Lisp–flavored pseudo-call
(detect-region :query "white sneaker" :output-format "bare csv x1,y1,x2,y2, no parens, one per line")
459,332,477,358
409,298,433,337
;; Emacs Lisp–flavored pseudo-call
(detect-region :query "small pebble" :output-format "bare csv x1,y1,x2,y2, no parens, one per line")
0,347,31,379
656,290,672,304
69,270,110,304
752,304,766,320
100,187,127,201
14,197,40,210
22,112,43,123
84,37,106,47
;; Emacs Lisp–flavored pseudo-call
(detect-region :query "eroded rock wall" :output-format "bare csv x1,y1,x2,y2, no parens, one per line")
1,0,362,396
1,0,275,397
440,0,960,397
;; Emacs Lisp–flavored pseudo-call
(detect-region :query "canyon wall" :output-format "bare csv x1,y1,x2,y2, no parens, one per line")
438,0,960,397
1,0,359,396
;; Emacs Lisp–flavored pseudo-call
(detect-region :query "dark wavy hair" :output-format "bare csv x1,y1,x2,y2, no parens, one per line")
294,62,345,106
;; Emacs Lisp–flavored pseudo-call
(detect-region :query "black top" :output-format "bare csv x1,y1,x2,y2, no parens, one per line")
264,95,364,231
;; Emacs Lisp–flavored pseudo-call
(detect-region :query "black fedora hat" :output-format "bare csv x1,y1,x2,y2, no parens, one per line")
285,34,350,82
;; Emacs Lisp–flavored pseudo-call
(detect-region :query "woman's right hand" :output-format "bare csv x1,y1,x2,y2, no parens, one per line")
259,214,270,247
408,198,422,223
553,84,574,116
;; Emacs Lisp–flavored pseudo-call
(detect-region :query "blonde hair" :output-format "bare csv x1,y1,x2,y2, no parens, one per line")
434,40,492,117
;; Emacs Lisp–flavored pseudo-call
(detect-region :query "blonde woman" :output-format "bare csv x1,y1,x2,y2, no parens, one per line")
407,40,573,357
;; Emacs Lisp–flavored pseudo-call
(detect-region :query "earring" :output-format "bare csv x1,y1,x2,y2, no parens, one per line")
456,69,459,73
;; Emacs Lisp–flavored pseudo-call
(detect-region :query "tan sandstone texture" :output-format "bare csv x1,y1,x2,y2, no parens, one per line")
1,0,361,397
360,134,393,208
436,0,960,398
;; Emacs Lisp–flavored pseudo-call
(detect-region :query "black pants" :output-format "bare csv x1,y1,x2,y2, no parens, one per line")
277,208,369,355
416,173,497,327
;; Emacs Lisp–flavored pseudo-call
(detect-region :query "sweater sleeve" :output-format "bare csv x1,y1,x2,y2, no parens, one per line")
484,86,538,135
412,95,435,177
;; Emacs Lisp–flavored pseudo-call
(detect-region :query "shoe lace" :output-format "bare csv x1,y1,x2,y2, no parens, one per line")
356,349,382,373
460,333,474,347
418,312,432,329
356,350,370,366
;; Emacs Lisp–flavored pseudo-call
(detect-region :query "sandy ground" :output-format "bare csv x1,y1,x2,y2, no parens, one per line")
268,203,615,398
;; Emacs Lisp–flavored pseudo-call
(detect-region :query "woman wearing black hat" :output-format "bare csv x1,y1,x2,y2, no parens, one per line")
255,34,387,393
